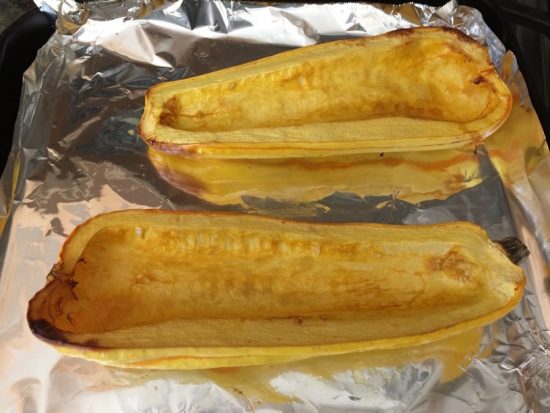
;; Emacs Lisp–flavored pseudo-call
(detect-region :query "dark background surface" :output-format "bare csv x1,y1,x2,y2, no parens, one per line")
0,0,54,176
0,0,548,177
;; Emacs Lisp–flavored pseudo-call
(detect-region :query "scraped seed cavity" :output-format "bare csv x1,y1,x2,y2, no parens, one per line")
134,228,385,259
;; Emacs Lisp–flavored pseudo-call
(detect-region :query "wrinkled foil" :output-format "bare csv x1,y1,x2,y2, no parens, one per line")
1,0,549,411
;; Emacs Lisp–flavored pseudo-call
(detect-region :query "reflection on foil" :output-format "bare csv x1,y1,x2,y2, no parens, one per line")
41,327,484,412
147,146,484,209
0,0,548,412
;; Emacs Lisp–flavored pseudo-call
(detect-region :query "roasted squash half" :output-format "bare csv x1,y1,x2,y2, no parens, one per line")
28,210,525,369
139,27,512,158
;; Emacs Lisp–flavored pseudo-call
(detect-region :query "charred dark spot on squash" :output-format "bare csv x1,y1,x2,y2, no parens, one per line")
473,76,486,85
28,319,67,344
66,279,78,288
83,339,101,348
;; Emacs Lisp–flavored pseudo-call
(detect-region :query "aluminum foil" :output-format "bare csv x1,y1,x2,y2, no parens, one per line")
1,0,549,411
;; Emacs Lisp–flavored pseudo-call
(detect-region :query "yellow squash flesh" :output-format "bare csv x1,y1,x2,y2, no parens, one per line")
139,27,512,158
28,210,525,369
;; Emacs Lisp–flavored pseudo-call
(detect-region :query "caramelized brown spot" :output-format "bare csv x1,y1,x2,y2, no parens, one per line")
53,296,64,317
427,248,473,282
83,339,100,348
473,76,486,85
66,313,75,325
159,96,179,126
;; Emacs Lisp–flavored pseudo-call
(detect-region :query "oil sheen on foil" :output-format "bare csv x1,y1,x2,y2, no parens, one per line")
0,0,549,411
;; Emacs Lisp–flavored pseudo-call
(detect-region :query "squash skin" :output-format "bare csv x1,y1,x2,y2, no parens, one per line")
138,27,512,159
28,210,525,369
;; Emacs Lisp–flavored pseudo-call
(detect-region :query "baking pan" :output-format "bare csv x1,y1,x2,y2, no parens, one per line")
0,7,55,175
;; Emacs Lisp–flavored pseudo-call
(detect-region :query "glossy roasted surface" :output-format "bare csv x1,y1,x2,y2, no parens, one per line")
28,210,525,369
139,27,512,158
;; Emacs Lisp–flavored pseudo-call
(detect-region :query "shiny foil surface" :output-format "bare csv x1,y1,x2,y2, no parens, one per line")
1,0,549,411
